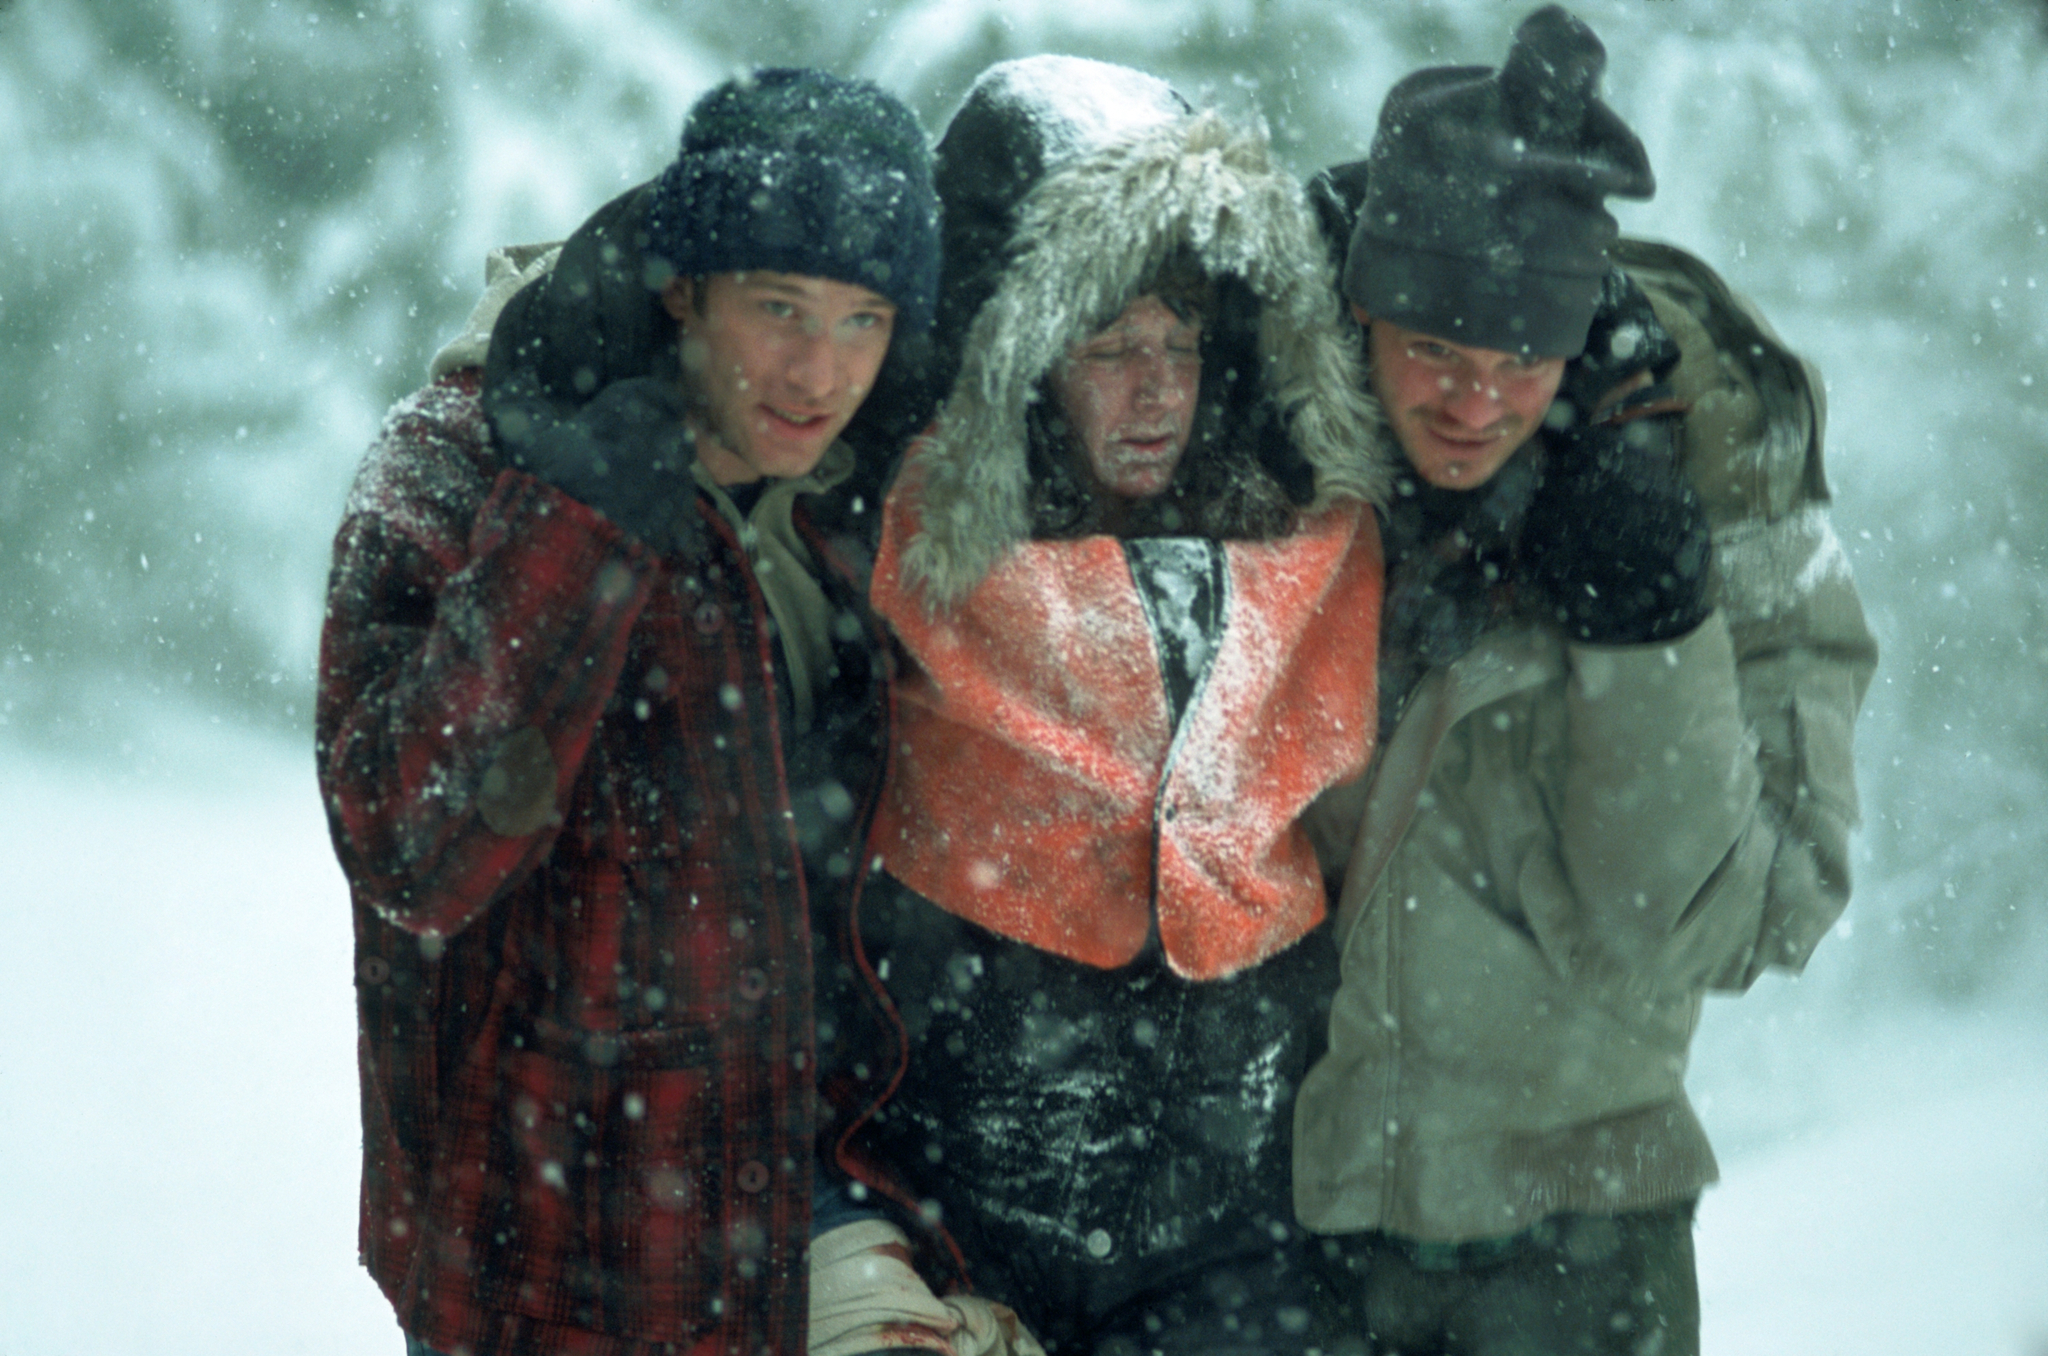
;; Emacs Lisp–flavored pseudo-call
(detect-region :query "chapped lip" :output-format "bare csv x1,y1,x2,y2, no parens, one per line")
1114,430,1181,454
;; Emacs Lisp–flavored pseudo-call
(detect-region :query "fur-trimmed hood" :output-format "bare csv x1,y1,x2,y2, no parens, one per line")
900,96,1395,607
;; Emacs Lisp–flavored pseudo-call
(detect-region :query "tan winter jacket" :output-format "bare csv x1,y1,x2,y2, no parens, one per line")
1293,240,1878,1243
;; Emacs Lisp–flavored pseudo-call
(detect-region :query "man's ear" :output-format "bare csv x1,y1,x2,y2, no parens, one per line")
1349,302,1372,328
662,276,695,324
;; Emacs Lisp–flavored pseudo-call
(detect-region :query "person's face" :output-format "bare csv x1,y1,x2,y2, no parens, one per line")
664,271,897,485
1052,295,1202,503
1360,307,1566,490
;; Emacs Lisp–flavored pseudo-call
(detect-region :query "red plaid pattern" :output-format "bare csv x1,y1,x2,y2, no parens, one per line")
317,372,855,1355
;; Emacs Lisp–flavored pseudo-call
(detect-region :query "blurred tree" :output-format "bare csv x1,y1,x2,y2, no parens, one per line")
0,0,2042,1004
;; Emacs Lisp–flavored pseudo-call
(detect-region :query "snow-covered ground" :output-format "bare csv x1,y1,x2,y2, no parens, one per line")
2,724,2043,1355
1693,986,2048,1354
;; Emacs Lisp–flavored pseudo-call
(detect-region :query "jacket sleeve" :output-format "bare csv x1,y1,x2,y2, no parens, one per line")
1620,238,1878,990
1531,505,1875,1000
315,376,660,940
1703,502,1876,988
1524,610,1770,995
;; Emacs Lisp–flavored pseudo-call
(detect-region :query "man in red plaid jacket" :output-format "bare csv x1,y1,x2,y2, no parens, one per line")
316,70,953,1356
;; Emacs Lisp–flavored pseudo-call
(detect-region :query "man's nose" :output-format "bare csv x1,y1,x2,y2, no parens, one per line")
1132,349,1186,408
785,330,838,400
1439,373,1505,428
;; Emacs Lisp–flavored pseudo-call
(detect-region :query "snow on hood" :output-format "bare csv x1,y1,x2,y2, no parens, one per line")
965,54,1190,172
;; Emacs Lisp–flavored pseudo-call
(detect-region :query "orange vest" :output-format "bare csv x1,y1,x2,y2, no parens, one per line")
869,463,1383,981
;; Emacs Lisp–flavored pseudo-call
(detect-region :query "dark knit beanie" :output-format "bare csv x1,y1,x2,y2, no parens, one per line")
1343,6,1653,357
646,68,941,333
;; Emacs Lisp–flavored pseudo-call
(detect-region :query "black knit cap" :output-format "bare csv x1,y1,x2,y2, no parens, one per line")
646,68,941,333
1344,6,1653,358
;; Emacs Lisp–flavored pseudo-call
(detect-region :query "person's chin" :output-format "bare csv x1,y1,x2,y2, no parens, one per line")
1413,431,1512,487
1106,459,1178,499
752,414,839,475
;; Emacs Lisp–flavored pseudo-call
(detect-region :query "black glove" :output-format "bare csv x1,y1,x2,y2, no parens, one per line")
493,376,698,553
1521,412,1712,646
1553,268,1682,429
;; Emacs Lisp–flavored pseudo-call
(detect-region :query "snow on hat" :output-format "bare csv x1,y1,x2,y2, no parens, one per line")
930,56,1191,355
647,68,941,333
914,55,1191,408
1343,5,1654,357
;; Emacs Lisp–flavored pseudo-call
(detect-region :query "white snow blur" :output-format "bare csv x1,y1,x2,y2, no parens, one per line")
3,0,2045,1350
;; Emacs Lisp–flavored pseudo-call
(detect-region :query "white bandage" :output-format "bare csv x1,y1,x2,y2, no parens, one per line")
807,1219,1048,1356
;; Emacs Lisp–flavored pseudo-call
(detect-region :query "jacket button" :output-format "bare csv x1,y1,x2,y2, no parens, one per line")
359,957,391,985
736,1160,771,1194
737,968,769,1002
694,601,725,635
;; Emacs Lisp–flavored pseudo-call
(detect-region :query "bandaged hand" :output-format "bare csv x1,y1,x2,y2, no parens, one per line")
808,1219,1047,1356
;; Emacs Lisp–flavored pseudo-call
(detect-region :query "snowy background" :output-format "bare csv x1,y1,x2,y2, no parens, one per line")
2,0,2045,1351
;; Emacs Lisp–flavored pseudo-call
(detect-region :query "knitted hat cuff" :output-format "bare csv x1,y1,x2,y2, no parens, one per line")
1345,6,1651,360
1346,234,1601,357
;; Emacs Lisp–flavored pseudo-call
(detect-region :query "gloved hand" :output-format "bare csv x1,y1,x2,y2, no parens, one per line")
1521,411,1712,646
808,1219,1048,1356
494,375,697,552
1552,267,1681,429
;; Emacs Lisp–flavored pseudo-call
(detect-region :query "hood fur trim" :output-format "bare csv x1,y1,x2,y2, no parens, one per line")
901,110,1394,608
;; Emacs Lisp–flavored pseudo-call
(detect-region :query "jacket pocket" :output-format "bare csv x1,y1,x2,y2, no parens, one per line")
476,1019,720,1338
